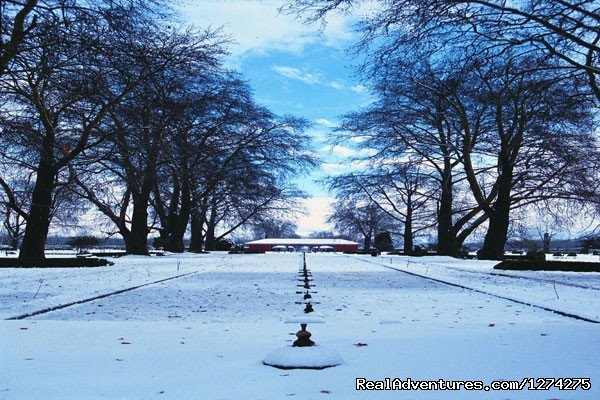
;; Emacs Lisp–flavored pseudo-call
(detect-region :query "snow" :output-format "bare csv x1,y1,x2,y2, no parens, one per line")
246,238,358,245
284,315,326,324
370,254,600,321
263,345,344,369
547,253,600,262
1,252,599,399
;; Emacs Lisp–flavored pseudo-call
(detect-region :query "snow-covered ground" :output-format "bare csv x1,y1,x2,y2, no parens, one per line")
1,253,598,399
370,254,600,321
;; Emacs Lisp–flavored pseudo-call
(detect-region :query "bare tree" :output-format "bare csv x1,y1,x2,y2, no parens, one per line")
150,71,236,253
71,50,315,255
288,0,600,259
333,55,488,256
285,0,600,101
0,2,156,258
446,51,599,259
153,75,314,252
252,217,300,239
0,0,38,76
0,166,31,248
327,199,395,249
327,164,436,253
69,27,225,255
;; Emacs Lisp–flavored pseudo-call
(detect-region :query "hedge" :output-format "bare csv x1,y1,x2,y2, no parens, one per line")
0,258,113,268
228,249,266,254
494,260,600,272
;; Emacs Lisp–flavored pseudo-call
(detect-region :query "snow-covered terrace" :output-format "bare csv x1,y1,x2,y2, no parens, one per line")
1,252,598,399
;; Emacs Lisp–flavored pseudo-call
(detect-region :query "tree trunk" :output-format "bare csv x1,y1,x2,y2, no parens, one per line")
10,234,20,250
543,232,551,253
19,160,56,259
124,194,150,255
478,207,510,260
204,204,218,251
189,212,205,253
163,175,180,252
204,223,216,251
436,164,458,256
403,205,413,254
165,180,190,253
363,228,372,250
478,167,513,260
166,224,186,253
157,227,168,250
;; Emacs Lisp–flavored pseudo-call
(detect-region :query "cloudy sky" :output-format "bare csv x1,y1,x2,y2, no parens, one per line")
181,0,373,235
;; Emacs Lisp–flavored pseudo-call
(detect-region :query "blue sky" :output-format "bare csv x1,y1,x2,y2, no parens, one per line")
181,0,373,234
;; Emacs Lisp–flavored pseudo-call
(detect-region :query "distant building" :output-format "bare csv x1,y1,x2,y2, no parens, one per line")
246,238,359,252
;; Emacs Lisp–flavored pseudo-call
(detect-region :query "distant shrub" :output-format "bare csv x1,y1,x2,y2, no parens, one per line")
374,231,394,252
410,245,427,257
386,250,405,256
66,236,102,253
581,234,600,253
152,237,164,249
426,243,438,252
242,249,265,254
215,238,234,251
228,245,245,254
343,249,381,255
458,246,470,258
526,250,545,261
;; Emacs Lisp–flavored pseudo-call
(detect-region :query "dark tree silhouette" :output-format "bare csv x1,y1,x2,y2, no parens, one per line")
285,0,600,101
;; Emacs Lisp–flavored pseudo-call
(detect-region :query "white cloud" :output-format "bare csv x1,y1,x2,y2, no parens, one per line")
321,162,347,173
359,148,377,156
181,0,358,58
351,159,373,169
320,144,370,158
329,81,370,96
330,145,357,157
350,84,367,94
315,118,337,128
305,128,327,142
296,197,335,234
271,66,320,85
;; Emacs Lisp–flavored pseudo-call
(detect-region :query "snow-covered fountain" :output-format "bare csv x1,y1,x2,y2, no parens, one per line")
263,253,343,370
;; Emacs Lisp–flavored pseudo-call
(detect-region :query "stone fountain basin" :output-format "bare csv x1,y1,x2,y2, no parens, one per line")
263,345,343,370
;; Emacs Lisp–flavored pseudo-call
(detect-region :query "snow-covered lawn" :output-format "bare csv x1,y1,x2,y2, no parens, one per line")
369,254,600,321
1,253,598,399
